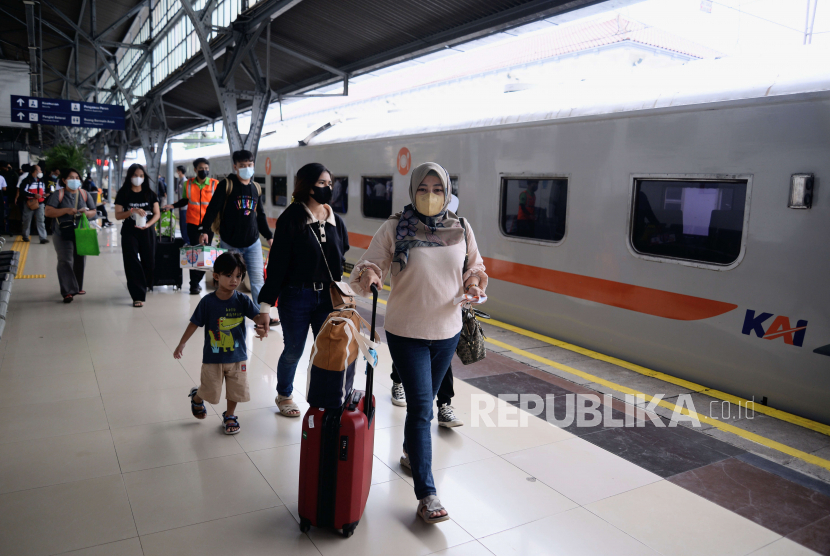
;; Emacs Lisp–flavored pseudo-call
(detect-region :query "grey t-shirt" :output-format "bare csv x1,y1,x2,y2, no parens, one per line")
45,189,97,233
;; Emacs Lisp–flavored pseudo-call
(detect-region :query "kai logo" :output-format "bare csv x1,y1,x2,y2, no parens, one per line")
742,310,808,347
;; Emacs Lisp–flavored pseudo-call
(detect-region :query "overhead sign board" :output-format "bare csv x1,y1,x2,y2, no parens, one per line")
9,95,125,130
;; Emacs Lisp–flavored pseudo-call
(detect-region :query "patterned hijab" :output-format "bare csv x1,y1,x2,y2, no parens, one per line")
390,162,465,275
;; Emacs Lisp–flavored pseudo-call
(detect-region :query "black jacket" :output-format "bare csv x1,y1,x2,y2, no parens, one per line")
258,202,349,305
197,174,273,247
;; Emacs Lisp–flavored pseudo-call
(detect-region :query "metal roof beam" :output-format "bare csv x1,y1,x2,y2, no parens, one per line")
93,0,148,40
257,38,346,77
97,40,148,50
163,101,214,121
180,0,300,157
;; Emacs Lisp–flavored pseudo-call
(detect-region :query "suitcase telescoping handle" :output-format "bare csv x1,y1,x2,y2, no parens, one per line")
365,284,379,423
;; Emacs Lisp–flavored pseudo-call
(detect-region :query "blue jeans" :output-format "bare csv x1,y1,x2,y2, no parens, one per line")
385,330,461,500
219,239,264,304
276,286,333,397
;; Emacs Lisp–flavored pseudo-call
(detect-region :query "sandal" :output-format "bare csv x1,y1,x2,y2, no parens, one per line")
188,387,207,420
400,452,411,470
133,301,143,307
417,495,450,524
76,290,86,295
63,295,73,304
222,411,240,435
276,395,301,418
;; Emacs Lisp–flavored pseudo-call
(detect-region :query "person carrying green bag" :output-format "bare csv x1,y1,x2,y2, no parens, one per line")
44,168,98,303
75,213,100,256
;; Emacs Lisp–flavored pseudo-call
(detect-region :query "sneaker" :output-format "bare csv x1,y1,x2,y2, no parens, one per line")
189,286,201,295
391,382,406,407
40,239,49,244
437,404,463,427
22,237,30,242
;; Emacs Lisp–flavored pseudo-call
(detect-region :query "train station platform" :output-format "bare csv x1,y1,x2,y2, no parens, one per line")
0,223,828,556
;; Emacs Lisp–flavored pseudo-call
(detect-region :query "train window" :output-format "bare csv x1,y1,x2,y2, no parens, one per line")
450,176,459,198
363,176,393,219
254,176,267,204
271,176,287,206
631,178,748,265
500,178,568,242
331,176,348,214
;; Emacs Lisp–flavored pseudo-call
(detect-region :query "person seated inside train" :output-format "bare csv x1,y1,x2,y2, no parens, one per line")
516,180,538,238
351,161,488,524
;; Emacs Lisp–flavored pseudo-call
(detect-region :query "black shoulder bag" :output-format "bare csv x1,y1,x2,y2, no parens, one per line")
456,217,489,365
57,189,82,241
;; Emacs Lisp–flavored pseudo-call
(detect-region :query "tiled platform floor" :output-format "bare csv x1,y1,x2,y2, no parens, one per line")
0,224,828,556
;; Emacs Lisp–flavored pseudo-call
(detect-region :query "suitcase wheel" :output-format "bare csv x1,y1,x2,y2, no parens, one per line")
342,521,358,538
299,518,311,533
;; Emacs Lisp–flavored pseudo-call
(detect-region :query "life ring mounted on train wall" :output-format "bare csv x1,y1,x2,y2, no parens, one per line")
397,147,411,175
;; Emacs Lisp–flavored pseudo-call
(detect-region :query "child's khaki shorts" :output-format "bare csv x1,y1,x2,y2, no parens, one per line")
197,362,250,404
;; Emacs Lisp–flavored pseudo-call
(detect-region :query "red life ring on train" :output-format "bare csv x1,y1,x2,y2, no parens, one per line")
397,147,411,175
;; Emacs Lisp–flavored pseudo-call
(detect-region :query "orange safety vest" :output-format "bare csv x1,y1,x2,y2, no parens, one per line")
185,177,218,225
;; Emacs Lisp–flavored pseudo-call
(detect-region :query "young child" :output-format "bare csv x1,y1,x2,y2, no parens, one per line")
174,252,265,434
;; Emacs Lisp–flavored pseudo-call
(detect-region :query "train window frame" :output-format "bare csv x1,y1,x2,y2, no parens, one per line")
271,176,288,207
361,175,394,220
497,174,570,246
625,173,753,271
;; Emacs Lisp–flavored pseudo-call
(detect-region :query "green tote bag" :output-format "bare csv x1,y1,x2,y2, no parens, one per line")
75,214,100,256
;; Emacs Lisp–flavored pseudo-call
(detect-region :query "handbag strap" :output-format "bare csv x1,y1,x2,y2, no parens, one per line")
460,217,469,275
310,221,335,282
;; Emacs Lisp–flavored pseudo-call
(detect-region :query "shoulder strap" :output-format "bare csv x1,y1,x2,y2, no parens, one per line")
58,189,64,203
460,217,469,274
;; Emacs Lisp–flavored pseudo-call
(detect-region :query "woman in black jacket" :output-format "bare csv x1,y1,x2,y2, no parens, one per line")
258,163,349,417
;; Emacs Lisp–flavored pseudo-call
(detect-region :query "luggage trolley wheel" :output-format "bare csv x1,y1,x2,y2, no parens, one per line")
299,518,311,533
341,521,358,538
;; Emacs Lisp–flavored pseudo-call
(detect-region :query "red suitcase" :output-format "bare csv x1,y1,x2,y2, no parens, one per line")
298,285,379,538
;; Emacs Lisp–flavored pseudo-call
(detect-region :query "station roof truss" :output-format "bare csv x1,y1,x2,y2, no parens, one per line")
0,0,615,152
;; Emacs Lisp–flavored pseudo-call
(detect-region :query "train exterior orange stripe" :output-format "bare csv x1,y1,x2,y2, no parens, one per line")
481,257,737,321
337,233,736,321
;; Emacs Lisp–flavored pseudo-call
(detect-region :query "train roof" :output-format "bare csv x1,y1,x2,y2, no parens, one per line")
175,44,830,163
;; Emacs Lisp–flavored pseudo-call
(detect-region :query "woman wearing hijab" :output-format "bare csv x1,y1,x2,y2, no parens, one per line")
351,162,487,524
259,163,350,417
44,168,99,303
114,164,160,307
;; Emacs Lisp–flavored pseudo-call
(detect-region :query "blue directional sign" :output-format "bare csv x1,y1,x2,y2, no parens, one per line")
9,95,125,130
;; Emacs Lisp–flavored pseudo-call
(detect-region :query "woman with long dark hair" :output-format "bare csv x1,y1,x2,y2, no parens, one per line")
114,163,160,307
258,162,350,417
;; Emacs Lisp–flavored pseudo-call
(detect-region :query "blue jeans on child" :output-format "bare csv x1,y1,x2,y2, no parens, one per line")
219,239,264,303
385,330,461,500
276,286,333,397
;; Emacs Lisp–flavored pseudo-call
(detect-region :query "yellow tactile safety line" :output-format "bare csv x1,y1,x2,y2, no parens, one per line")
10,236,29,278
348,271,830,468
483,317,830,438
484,337,830,473
7,236,45,279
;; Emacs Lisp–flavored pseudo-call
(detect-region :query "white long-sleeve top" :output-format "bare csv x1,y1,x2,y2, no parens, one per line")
351,219,488,340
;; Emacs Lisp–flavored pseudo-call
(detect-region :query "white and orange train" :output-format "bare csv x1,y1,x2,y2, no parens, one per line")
173,53,830,423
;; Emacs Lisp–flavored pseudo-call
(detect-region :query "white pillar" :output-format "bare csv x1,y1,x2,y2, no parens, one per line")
166,141,175,204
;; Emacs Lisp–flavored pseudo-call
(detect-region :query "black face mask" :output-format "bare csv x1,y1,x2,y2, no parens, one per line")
310,185,332,204
197,169,209,180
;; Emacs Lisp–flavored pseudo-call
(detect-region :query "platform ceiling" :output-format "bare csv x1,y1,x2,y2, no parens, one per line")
0,0,617,146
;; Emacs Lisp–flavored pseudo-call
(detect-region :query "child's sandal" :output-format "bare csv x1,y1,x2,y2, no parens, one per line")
187,387,207,420
222,411,240,435
417,495,450,524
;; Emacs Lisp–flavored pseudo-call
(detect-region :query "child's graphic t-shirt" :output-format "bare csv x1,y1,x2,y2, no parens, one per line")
190,291,259,364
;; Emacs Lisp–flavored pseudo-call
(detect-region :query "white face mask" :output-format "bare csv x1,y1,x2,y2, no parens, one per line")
66,179,81,191
36,172,43,179
131,176,144,186
237,166,254,180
